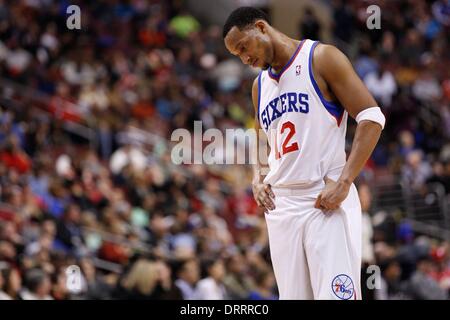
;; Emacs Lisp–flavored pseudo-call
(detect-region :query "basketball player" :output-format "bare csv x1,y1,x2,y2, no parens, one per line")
223,7,385,300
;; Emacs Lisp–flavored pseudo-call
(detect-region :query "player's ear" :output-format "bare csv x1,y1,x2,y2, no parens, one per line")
254,20,267,34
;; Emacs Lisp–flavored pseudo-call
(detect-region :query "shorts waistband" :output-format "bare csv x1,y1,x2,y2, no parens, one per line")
271,181,325,197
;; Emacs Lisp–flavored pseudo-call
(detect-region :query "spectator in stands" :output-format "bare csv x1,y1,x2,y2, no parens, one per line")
78,257,113,300
354,39,378,80
0,263,11,300
299,7,321,40
174,258,200,300
153,260,183,299
194,259,227,300
247,270,277,300
364,59,397,107
404,254,448,300
359,183,376,300
0,240,16,266
331,0,355,43
375,257,409,300
0,266,22,300
412,70,443,102
20,268,53,300
401,150,433,190
359,184,375,265
55,204,84,253
51,269,70,300
429,244,450,294
223,252,255,299
115,258,161,299
0,136,31,174
426,161,450,193
115,258,181,300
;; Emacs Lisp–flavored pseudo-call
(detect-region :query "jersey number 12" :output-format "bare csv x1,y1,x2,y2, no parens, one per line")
274,121,299,159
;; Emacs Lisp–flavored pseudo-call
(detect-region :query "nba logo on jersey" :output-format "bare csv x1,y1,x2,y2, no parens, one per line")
296,65,301,76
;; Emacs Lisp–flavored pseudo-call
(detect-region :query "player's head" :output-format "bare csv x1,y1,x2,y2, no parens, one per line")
223,7,274,70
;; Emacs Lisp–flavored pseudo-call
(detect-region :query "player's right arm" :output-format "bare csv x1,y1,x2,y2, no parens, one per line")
251,76,275,211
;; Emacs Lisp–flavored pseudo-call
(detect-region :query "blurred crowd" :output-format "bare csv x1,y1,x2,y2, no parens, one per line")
0,0,449,300
327,0,450,300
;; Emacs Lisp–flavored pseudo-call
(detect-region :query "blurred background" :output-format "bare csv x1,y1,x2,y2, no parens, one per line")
0,0,449,300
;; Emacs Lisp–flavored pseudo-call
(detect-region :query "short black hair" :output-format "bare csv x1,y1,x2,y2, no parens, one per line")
223,7,269,39
200,258,223,278
25,268,48,292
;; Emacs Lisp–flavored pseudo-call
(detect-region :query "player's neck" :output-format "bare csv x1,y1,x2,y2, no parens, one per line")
270,34,301,73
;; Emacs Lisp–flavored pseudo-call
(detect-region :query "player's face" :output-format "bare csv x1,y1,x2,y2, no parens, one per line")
224,23,273,70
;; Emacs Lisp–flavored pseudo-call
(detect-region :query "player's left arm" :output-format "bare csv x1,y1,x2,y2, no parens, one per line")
313,44,385,210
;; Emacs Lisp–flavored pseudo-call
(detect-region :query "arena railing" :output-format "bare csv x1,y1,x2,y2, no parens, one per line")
0,77,212,181
0,77,98,148
372,179,450,240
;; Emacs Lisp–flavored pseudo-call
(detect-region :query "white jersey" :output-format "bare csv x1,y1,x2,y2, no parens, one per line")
258,39,348,188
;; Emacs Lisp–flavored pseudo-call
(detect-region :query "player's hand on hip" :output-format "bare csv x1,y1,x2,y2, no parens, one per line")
252,182,275,211
314,177,350,211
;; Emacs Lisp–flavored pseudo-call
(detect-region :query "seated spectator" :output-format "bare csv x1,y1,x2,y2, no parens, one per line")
115,259,160,299
174,258,200,300
375,257,409,300
115,258,182,300
248,270,277,300
55,204,83,253
364,62,397,107
0,136,31,174
51,269,70,300
0,266,22,300
78,257,113,300
412,70,442,102
20,268,53,300
194,259,227,300
0,263,11,300
299,7,321,40
401,150,433,190
429,244,450,294
223,252,255,299
404,254,448,300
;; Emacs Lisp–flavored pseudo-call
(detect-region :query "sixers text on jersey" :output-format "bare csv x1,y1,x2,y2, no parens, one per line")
260,93,309,131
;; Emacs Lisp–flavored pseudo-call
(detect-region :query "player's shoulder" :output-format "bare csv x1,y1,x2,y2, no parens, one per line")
313,42,344,64
312,42,351,76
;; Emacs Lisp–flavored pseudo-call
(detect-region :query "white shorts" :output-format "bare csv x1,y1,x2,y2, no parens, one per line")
265,183,362,300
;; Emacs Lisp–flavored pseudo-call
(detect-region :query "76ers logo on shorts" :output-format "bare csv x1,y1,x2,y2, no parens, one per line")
331,274,355,300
